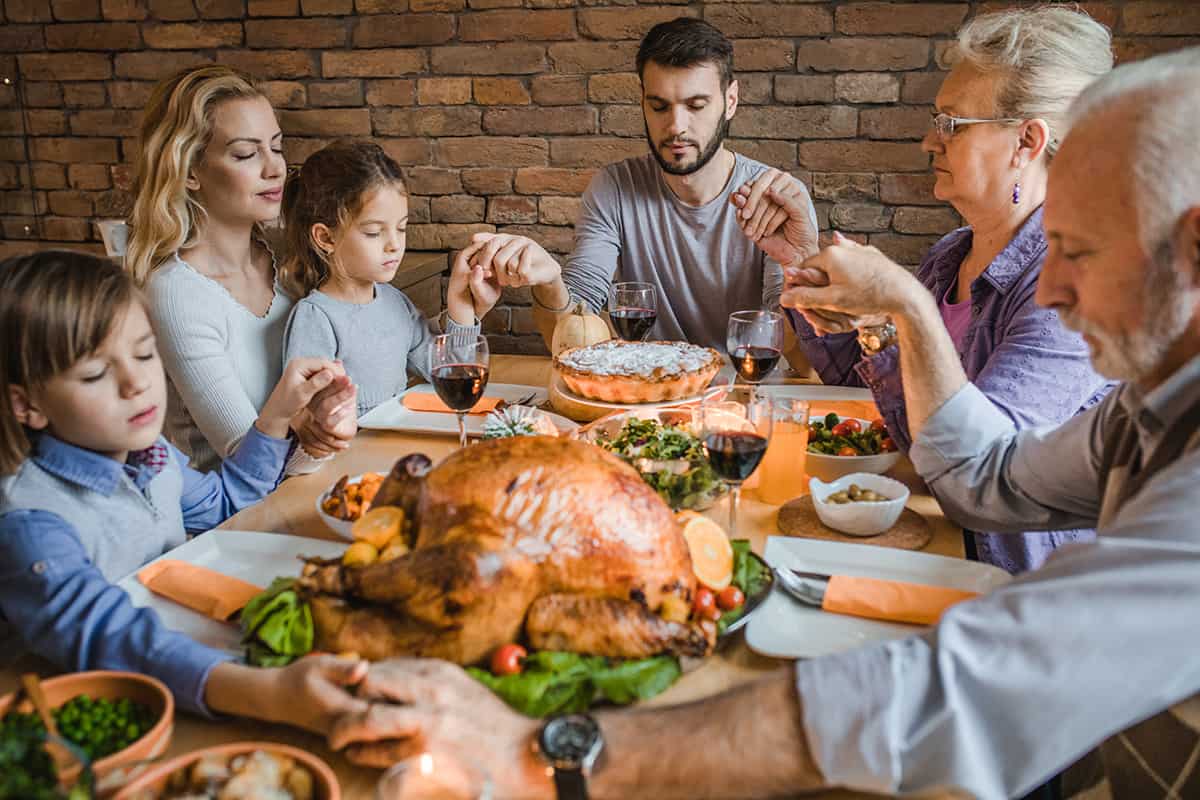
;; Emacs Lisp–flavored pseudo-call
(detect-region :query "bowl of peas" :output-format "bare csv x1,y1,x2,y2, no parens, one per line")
0,670,174,795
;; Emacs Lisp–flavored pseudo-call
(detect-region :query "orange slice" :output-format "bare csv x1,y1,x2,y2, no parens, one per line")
351,506,405,549
678,511,733,591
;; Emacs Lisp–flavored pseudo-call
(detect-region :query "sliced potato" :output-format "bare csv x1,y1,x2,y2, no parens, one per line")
342,541,379,567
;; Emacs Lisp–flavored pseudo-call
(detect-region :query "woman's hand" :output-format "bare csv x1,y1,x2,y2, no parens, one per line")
256,357,345,441
446,238,502,325
466,232,562,288
731,170,820,269
781,234,925,322
292,367,357,458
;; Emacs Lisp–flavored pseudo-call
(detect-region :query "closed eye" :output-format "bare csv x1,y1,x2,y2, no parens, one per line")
82,368,107,383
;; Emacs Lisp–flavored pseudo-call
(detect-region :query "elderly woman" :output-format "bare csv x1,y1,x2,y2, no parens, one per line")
741,7,1115,574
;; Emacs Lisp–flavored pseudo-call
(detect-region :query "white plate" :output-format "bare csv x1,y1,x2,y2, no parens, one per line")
745,537,1011,659
758,384,875,404
359,383,576,437
117,530,346,656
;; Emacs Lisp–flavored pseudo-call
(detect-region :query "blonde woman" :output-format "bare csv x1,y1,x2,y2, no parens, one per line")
127,66,356,473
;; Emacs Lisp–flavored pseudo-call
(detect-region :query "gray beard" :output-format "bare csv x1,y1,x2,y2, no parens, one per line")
645,109,730,177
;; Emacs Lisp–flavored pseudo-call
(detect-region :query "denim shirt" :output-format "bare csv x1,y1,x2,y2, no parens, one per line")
0,427,290,715
791,207,1114,573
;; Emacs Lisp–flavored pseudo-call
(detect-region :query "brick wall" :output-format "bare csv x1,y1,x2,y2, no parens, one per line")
2,0,1197,354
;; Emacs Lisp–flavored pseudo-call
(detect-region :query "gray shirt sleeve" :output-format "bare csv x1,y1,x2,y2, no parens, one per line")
282,299,339,365
561,168,622,315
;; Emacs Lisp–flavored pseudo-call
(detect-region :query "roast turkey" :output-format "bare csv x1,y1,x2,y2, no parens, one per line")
297,436,713,665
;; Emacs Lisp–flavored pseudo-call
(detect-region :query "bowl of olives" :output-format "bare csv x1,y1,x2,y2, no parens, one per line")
809,473,909,536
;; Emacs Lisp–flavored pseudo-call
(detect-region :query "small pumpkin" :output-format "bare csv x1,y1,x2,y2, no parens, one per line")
551,300,610,355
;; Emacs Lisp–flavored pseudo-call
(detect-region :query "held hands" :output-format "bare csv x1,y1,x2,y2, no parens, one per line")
269,656,370,734
446,232,564,326
292,361,358,459
256,357,352,443
731,169,820,269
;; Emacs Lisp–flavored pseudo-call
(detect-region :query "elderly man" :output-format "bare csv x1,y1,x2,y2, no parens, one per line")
325,50,1200,800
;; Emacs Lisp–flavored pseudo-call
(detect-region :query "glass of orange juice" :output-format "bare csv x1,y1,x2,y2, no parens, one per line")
756,397,810,505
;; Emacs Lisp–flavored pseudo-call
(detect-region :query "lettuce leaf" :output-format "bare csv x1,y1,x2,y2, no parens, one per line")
240,577,314,667
717,539,771,636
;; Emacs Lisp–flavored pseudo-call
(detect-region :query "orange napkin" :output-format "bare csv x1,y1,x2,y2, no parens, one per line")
402,393,503,416
810,400,881,421
137,560,263,622
822,575,978,626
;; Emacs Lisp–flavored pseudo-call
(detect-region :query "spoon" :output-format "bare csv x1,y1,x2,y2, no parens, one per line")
20,673,76,771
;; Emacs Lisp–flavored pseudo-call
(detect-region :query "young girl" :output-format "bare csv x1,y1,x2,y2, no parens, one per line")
0,250,367,730
281,140,499,415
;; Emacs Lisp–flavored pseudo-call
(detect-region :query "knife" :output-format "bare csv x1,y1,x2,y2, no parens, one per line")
773,568,979,626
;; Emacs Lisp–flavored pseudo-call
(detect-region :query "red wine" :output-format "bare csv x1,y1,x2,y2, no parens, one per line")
610,307,656,340
432,363,490,411
732,346,782,383
704,432,769,482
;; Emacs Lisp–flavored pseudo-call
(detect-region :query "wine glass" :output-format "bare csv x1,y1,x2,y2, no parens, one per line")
375,752,492,800
727,310,785,394
698,384,773,539
607,281,658,341
430,333,490,449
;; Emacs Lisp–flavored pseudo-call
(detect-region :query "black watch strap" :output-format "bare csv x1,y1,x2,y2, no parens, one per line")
552,766,589,800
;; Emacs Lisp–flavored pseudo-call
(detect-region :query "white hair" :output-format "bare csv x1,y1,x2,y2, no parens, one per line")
1066,46,1200,257
955,6,1113,158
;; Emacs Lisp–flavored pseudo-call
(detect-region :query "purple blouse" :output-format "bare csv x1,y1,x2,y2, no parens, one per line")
938,284,973,347
790,207,1114,574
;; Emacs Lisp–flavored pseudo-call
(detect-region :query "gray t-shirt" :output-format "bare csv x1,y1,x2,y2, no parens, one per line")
561,152,817,350
282,283,479,415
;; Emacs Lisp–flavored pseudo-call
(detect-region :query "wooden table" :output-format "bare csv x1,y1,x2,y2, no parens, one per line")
1,355,962,799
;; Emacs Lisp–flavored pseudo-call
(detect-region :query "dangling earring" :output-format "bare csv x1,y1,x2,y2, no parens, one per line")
1012,180,1021,205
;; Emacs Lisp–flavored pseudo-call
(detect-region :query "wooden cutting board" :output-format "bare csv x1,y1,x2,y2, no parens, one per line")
776,494,933,551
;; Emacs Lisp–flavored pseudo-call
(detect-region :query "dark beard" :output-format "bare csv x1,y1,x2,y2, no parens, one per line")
645,107,730,177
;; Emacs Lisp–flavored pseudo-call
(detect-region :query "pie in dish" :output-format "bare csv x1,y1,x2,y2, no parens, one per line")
554,340,723,404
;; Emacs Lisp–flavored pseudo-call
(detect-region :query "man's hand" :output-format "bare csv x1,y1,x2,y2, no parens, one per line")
464,232,562,289
447,238,502,325
731,169,819,269
781,233,925,322
328,659,552,800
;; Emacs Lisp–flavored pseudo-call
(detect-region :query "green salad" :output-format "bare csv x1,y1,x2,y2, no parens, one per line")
807,412,895,457
716,540,772,637
595,418,725,510
1,709,93,800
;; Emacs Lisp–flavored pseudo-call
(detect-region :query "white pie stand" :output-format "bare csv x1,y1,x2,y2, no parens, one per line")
548,372,719,422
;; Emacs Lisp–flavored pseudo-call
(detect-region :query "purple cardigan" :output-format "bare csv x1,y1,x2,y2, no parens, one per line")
791,207,1113,574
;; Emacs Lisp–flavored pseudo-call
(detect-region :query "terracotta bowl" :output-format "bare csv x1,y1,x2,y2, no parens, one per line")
0,670,174,795
113,741,340,800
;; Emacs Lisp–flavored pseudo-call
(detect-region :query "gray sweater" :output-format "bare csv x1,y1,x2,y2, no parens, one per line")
283,283,480,415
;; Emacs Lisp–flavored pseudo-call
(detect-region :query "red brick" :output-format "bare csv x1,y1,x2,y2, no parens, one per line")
514,166,594,194
30,136,120,162
901,72,945,104
861,107,930,140
69,163,111,189
1123,2,1200,35
431,44,545,75
353,14,454,46
322,49,425,77
407,222,495,250
2,191,39,216
431,194,485,222
102,0,147,18
111,162,134,191
308,80,363,107
799,141,928,172
705,5,831,38
0,163,22,190
798,38,929,72
486,195,537,224
0,138,25,160
494,223,571,253
460,9,574,42
483,106,595,136
829,202,891,232
246,18,345,48
373,107,482,136
733,38,794,72
283,136,330,164
599,105,640,136
727,139,796,169
380,137,433,165
417,77,472,105
70,109,140,136
52,0,101,20
835,73,899,104
812,173,877,203
279,108,371,136
538,195,581,225
474,78,531,106
527,0,575,8
6,0,54,21
461,167,513,194
20,82,64,108
143,22,242,48
95,186,132,217
578,6,696,40
481,307,510,334
1,217,39,239
148,0,198,19
867,233,941,266
19,53,112,80
731,106,856,139
196,0,244,17
892,206,960,234
248,0,295,13
588,73,640,104
411,0,462,10
836,3,966,36
116,50,212,79
30,162,67,189
774,75,834,105
365,78,416,105
217,49,316,78
302,0,351,13
63,83,110,107
405,166,461,195
733,74,779,104
407,194,430,223
47,189,93,216
499,285,532,306
549,136,643,167
975,2,1117,31
466,0,518,7
0,25,46,51
438,137,547,167
530,75,585,106
355,0,408,10
41,216,93,240
27,110,72,136
547,41,637,74
259,80,306,108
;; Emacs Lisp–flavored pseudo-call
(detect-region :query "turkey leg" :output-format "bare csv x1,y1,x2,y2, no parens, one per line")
525,594,713,658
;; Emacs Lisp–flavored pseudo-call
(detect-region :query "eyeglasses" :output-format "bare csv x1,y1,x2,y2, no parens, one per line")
930,112,1023,142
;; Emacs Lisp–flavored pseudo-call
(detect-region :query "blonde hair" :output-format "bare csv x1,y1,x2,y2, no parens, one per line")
955,6,1113,159
279,140,407,298
0,251,141,474
125,65,266,286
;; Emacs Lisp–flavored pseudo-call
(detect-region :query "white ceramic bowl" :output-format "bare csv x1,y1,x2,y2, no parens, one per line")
805,417,901,482
809,472,909,536
315,473,375,540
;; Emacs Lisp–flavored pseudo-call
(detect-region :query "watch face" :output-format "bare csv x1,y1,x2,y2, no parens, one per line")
540,714,602,768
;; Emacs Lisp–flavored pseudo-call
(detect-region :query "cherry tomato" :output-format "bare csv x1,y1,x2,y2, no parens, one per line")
693,587,719,620
869,418,887,433
831,419,862,437
880,437,897,452
490,644,527,676
837,446,858,457
717,585,745,611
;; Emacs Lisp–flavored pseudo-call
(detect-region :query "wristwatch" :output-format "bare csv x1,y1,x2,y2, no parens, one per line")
857,321,897,356
537,713,604,800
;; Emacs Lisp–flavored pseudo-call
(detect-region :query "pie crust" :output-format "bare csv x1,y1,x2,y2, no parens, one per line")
554,340,723,404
